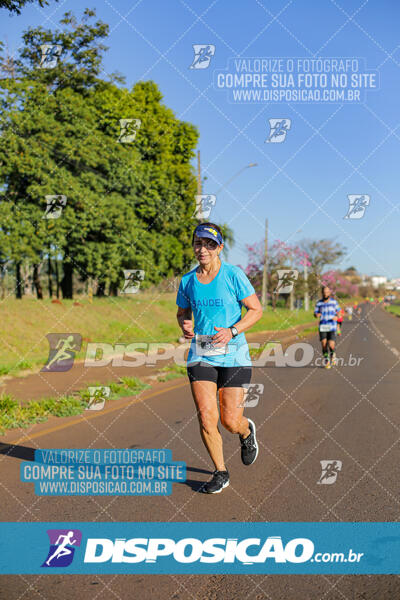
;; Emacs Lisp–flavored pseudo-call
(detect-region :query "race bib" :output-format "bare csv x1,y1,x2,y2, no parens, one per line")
195,334,228,356
319,323,332,332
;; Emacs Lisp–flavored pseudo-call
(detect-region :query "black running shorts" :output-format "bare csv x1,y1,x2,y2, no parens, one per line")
319,331,336,341
187,361,252,389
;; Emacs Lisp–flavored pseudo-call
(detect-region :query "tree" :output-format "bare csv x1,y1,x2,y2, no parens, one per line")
0,9,114,298
0,0,56,15
219,223,234,259
0,10,199,298
321,270,359,298
244,238,310,309
299,238,346,280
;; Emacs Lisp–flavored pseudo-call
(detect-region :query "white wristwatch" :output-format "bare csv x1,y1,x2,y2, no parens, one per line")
230,326,239,338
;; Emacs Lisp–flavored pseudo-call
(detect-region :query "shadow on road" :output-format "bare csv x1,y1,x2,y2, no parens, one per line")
0,443,35,461
177,466,214,493
178,478,208,493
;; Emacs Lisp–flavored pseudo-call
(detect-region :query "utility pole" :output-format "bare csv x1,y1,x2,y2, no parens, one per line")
197,150,202,196
261,218,268,309
289,257,294,311
304,262,309,311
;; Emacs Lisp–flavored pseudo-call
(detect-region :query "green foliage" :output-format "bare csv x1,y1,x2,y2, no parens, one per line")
157,363,187,381
0,9,199,298
0,0,54,14
248,342,279,359
299,238,346,278
385,305,400,318
0,375,150,433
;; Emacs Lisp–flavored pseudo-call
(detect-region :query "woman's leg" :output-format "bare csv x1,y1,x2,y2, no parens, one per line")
219,387,250,437
190,380,226,471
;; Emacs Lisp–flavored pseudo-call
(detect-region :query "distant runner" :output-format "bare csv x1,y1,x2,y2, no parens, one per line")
176,222,263,493
337,306,344,336
314,285,341,369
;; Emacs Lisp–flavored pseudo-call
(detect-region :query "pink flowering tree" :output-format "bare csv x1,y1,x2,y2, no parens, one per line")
321,270,359,298
243,239,311,309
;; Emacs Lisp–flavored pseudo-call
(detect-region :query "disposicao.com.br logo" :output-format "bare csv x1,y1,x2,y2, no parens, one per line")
83,536,363,565
2,522,395,574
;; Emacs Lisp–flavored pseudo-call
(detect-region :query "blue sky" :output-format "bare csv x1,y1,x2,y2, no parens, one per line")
2,0,400,277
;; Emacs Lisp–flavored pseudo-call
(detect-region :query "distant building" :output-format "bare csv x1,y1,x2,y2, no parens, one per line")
371,276,387,288
386,278,400,290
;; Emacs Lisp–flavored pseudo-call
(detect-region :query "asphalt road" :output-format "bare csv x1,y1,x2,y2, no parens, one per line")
1,303,400,599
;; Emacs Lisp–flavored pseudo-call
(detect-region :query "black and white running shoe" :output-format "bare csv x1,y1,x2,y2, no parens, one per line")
239,418,259,465
202,470,230,494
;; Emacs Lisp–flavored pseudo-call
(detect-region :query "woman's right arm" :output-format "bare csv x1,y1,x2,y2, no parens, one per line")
176,306,195,339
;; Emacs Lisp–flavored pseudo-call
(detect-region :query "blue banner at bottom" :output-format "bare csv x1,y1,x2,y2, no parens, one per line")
0,522,399,574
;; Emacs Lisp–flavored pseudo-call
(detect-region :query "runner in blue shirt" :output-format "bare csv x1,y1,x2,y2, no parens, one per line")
314,285,341,369
176,222,263,493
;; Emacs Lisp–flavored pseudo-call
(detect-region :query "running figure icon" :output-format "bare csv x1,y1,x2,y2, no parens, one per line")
42,529,82,568
43,335,77,371
45,531,77,566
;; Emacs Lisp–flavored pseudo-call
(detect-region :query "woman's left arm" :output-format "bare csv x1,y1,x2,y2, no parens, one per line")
233,293,263,333
212,294,263,345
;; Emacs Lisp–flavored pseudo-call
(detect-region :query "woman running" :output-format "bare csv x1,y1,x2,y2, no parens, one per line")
176,222,263,493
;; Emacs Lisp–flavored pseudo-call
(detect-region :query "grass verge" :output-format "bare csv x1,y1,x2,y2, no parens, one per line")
156,364,187,382
0,376,150,435
0,295,362,377
385,305,400,317
0,296,318,377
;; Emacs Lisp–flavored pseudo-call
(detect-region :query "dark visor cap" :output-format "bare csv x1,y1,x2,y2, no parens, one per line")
194,224,223,246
